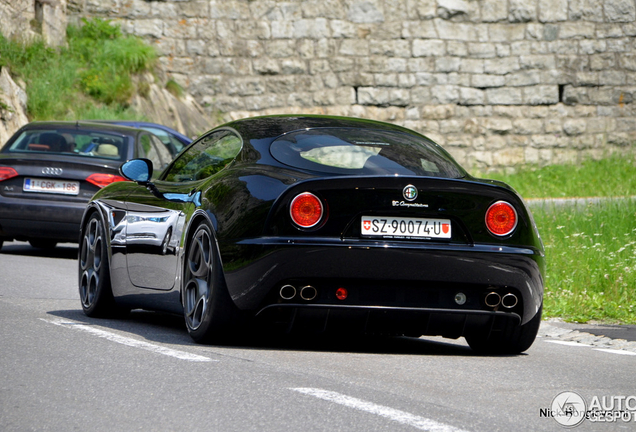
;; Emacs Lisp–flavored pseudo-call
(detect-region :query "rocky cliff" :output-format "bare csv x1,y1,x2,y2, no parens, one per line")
0,68,29,144
0,0,214,141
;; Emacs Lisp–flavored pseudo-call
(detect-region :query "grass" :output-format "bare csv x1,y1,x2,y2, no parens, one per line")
489,155,636,323
477,153,636,199
0,18,155,121
536,200,636,324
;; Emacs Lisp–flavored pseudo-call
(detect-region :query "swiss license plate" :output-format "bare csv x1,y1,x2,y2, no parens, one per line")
23,178,80,196
361,216,451,239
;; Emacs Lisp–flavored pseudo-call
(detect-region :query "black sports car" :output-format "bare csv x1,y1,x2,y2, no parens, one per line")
0,121,176,250
79,115,545,354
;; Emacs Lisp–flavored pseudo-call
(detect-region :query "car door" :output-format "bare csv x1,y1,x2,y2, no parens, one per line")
123,129,242,291
123,191,188,290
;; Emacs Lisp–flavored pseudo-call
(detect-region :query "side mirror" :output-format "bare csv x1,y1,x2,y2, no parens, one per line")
120,159,153,184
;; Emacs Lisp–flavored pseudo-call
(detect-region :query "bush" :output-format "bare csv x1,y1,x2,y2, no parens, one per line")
0,18,156,120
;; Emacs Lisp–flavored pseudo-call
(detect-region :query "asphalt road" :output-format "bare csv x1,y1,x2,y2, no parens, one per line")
1,240,635,432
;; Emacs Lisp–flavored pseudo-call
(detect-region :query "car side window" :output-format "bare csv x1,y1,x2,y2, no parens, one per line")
163,130,242,182
150,134,174,166
145,127,184,154
137,133,163,175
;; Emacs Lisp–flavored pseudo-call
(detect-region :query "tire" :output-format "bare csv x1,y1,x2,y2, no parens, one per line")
29,239,58,249
161,228,172,255
78,212,119,317
465,306,542,355
182,220,242,343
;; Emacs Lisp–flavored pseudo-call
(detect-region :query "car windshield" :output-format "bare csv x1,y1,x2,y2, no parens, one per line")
1,128,129,161
269,128,465,178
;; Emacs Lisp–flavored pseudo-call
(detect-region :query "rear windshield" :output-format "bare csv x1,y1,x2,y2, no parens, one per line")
1,128,130,161
269,128,465,178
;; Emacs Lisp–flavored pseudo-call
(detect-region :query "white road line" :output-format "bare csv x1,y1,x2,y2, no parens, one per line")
593,348,636,356
545,340,636,356
544,340,592,347
291,388,470,432
41,318,215,362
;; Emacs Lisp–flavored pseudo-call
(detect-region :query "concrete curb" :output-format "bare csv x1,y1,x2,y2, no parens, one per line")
539,320,636,353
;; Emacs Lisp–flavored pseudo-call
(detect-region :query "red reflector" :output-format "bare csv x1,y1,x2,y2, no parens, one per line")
335,287,348,301
485,201,518,237
290,192,324,228
86,173,127,188
0,166,18,182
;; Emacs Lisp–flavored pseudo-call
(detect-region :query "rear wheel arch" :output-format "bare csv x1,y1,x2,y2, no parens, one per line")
465,306,542,355
181,217,243,343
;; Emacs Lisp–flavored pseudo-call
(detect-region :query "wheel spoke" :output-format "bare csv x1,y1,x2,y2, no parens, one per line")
184,226,216,332
93,235,102,272
79,235,90,270
79,269,98,308
184,278,209,330
188,231,212,278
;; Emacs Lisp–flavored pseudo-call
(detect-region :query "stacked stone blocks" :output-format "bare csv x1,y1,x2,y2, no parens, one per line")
65,0,636,169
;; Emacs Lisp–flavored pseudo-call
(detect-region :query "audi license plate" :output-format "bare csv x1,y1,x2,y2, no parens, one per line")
361,216,451,239
23,178,80,196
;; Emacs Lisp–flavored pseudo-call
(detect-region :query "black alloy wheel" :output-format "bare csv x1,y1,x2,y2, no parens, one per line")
78,212,118,317
183,221,241,343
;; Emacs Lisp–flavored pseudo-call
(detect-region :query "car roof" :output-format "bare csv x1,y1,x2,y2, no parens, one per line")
222,115,427,143
95,120,192,141
20,121,146,136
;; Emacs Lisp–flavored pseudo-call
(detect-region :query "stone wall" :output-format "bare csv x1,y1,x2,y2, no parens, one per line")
0,0,37,42
0,0,67,46
61,1,636,169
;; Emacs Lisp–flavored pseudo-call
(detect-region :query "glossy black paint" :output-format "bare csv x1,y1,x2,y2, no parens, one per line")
0,121,177,246
82,115,545,339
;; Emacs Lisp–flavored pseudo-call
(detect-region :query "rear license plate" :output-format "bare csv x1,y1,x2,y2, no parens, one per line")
23,178,80,196
361,216,451,239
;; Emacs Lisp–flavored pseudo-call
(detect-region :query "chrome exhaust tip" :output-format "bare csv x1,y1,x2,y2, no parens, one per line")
280,284,297,300
484,292,501,308
300,285,317,301
501,293,518,308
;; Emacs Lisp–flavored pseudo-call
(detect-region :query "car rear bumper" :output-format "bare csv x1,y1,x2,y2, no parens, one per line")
222,238,544,326
0,195,87,242
256,304,521,339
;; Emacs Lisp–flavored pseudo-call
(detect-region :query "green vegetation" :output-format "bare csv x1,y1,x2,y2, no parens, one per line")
478,153,636,199
165,78,184,98
0,18,155,121
537,200,636,324
486,156,636,323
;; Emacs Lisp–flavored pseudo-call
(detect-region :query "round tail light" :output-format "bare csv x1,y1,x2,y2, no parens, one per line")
485,201,518,237
290,192,324,228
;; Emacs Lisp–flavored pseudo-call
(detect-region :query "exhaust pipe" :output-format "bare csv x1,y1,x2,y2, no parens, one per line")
484,292,501,308
501,293,518,308
300,285,317,301
280,285,296,300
